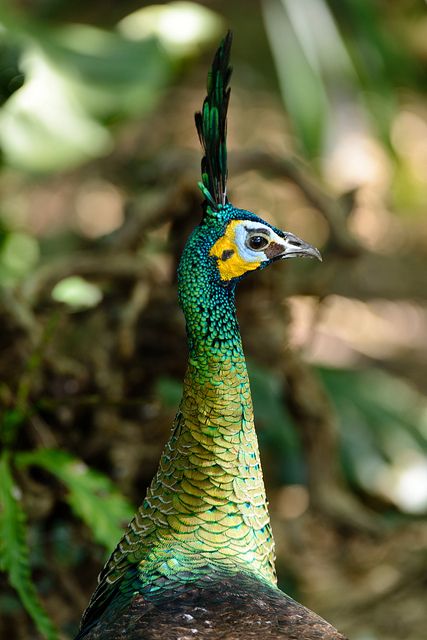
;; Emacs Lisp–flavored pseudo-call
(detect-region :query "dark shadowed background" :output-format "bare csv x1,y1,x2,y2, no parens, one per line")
0,1,426,639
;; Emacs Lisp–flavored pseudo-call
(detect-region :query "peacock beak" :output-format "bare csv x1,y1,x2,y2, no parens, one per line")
276,232,322,261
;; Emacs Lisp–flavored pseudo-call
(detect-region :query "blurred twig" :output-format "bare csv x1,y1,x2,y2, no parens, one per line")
1,288,42,344
231,150,361,256
20,254,148,305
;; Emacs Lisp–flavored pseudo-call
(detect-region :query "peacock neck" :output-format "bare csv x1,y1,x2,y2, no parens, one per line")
142,228,277,584
124,224,276,595
179,247,242,363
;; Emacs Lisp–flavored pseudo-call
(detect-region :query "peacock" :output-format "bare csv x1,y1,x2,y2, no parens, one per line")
75,32,347,640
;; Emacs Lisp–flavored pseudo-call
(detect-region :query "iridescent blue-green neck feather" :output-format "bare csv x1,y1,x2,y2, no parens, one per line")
178,206,239,358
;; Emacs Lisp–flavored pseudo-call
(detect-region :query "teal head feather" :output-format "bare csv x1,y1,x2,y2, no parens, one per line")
189,30,319,283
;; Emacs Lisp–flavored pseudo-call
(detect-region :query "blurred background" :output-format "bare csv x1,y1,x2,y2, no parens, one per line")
0,1,426,639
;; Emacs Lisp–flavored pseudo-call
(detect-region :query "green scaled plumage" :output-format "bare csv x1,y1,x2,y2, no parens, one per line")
195,30,232,209
75,32,345,640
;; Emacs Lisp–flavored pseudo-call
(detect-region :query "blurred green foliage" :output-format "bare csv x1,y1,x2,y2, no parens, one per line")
263,0,422,160
0,2,426,639
0,436,134,636
0,2,222,171
320,367,427,513
17,450,135,549
0,451,58,640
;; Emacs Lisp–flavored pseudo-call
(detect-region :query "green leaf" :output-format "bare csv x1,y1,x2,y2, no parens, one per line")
1,409,26,446
329,0,417,150
0,451,58,640
0,44,112,172
0,23,172,171
0,231,39,284
318,367,427,513
17,449,134,551
263,0,329,160
51,276,103,310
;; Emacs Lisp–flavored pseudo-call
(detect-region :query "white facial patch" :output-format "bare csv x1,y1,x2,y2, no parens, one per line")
233,220,284,262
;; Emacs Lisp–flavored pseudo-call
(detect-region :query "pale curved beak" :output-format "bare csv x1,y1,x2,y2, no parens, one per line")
279,232,322,261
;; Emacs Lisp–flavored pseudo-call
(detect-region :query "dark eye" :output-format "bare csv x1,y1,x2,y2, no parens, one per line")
246,234,269,251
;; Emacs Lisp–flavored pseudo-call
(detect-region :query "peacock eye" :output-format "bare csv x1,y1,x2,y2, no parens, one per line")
246,234,269,251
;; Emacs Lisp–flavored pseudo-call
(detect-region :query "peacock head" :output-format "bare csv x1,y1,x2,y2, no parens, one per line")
190,31,321,289
205,204,321,285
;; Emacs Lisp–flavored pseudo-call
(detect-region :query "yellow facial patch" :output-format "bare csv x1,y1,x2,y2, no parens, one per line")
210,220,261,281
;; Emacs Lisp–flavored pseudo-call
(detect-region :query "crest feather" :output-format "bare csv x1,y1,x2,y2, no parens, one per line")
195,31,232,212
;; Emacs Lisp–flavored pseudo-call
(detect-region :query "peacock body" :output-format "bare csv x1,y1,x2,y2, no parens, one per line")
76,33,346,640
